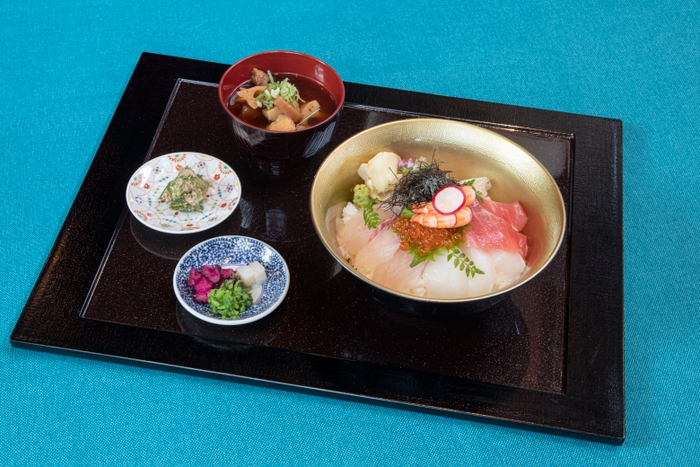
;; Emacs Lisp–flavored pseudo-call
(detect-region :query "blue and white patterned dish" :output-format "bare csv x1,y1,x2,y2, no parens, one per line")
173,236,290,325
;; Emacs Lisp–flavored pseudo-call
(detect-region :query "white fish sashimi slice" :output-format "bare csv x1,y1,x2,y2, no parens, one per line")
325,202,346,240
354,228,401,279
335,209,374,260
372,249,427,297
335,205,395,261
377,206,397,222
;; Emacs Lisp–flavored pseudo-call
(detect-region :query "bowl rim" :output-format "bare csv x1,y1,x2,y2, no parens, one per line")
310,117,567,304
217,50,345,134
172,235,290,325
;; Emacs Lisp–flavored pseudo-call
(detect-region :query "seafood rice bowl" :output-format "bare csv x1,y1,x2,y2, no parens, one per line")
310,118,566,312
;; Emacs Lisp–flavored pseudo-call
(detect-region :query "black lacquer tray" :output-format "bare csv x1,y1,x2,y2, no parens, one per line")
11,53,624,443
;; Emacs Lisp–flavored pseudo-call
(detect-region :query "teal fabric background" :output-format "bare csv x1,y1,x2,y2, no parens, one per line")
2,0,698,465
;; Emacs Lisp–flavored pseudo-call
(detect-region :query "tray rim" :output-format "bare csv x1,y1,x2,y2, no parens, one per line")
10,52,624,444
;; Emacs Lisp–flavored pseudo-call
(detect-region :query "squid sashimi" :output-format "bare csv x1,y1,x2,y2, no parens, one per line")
467,199,528,259
372,248,428,296
422,247,496,299
489,249,527,291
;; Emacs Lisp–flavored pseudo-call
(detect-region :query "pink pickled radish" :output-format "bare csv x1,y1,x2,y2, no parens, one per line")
187,267,203,287
221,268,233,280
200,264,221,284
193,277,214,295
194,291,210,303
432,185,466,215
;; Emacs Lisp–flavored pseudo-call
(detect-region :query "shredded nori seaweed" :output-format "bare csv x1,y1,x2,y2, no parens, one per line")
380,157,457,210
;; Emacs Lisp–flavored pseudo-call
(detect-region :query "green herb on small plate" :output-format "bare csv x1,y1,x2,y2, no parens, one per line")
207,279,253,319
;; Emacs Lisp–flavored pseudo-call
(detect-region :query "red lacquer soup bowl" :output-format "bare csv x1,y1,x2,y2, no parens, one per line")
218,51,345,170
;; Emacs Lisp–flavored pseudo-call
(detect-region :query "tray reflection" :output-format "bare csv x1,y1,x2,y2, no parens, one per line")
175,301,286,349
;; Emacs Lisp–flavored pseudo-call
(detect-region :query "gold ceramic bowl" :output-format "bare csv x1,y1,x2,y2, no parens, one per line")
310,118,566,309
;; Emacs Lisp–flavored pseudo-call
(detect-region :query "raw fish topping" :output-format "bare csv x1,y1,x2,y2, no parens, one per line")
467,199,529,259
331,151,530,300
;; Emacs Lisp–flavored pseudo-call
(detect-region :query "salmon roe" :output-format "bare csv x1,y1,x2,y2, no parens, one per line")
391,217,464,256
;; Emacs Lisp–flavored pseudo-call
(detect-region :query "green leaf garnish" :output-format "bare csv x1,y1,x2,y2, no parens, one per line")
363,198,381,229
446,248,485,277
462,179,483,203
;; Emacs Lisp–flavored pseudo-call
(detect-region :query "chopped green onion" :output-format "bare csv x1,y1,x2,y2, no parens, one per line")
254,71,302,109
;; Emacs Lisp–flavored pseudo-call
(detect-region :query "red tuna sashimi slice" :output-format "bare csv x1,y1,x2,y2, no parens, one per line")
480,198,528,231
467,200,528,259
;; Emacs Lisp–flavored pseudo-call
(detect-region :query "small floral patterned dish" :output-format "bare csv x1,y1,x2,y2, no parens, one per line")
126,152,241,234
173,236,290,325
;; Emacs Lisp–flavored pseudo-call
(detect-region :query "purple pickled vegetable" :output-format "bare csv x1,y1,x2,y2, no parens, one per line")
187,267,203,287
193,276,214,294
186,264,237,304
200,264,221,284
194,291,209,303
